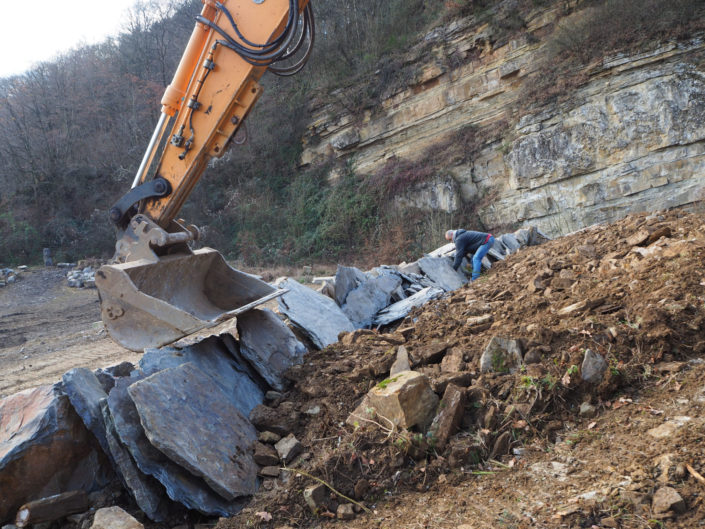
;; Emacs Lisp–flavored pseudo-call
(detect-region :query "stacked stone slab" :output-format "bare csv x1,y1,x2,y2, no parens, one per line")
275,226,549,344
0,313,307,524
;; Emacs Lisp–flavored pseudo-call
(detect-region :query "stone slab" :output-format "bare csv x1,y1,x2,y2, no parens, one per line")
0,385,111,523
140,336,263,417
334,265,367,306
61,369,112,460
237,308,307,391
275,278,355,349
342,271,402,328
128,363,258,501
100,401,172,522
107,376,246,516
373,287,444,326
418,256,466,291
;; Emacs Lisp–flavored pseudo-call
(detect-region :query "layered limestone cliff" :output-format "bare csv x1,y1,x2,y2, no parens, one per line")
300,9,705,237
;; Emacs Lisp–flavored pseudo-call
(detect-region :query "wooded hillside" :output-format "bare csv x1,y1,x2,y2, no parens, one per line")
0,0,702,266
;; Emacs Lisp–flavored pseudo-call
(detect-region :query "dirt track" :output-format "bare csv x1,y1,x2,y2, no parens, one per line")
0,268,140,398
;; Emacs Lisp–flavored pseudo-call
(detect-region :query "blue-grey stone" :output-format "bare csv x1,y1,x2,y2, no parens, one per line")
342,271,402,328
581,348,608,384
140,336,263,417
237,309,306,391
128,363,258,501
100,400,174,522
373,287,444,326
334,265,367,306
61,368,112,460
275,278,355,349
418,256,467,291
108,376,247,516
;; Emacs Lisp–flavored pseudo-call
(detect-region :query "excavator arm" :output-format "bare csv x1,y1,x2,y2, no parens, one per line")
96,0,314,351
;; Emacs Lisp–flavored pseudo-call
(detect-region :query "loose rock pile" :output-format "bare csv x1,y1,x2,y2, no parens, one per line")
274,225,549,348
0,267,20,287
67,267,97,288
3,211,704,529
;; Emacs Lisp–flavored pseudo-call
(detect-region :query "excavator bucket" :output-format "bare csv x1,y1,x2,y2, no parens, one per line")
95,248,284,351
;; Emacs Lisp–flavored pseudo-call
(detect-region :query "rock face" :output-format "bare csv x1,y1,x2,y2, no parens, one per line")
0,385,112,523
127,363,259,502
300,14,705,237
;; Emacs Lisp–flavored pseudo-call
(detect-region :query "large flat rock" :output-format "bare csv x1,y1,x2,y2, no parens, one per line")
100,400,173,522
108,377,247,516
140,336,263,417
373,286,444,326
342,270,402,328
61,368,112,460
0,385,111,523
418,256,467,291
237,308,307,391
275,278,355,349
128,363,258,501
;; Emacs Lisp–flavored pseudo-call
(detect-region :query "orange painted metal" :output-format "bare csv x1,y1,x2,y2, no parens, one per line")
143,0,310,227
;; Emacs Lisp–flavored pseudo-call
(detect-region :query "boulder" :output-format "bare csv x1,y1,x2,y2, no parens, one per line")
652,486,686,514
428,384,466,450
480,337,524,374
0,385,112,523
275,278,355,349
390,345,411,376
274,434,303,465
581,349,607,384
127,363,259,502
90,507,143,529
237,308,307,391
367,371,438,429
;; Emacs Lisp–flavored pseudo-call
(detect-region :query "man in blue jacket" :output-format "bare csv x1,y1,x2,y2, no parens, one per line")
445,229,495,281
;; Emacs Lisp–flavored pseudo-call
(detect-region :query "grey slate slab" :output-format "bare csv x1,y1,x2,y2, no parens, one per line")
373,287,444,326
237,308,307,391
342,271,402,328
418,256,467,291
128,363,259,501
427,242,456,258
275,278,355,349
100,400,173,522
140,336,263,417
334,265,368,306
108,376,247,516
61,368,112,460
499,233,521,253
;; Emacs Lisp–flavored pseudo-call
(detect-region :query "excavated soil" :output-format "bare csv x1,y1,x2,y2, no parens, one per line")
2,209,705,529
217,209,705,529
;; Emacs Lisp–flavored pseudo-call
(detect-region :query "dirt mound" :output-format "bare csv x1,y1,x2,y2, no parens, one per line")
218,210,705,529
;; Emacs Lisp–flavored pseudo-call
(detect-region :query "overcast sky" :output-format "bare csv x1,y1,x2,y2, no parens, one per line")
0,0,141,78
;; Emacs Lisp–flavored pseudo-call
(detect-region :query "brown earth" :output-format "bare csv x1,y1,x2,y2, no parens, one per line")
0,268,141,398
2,209,705,529
219,209,705,529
